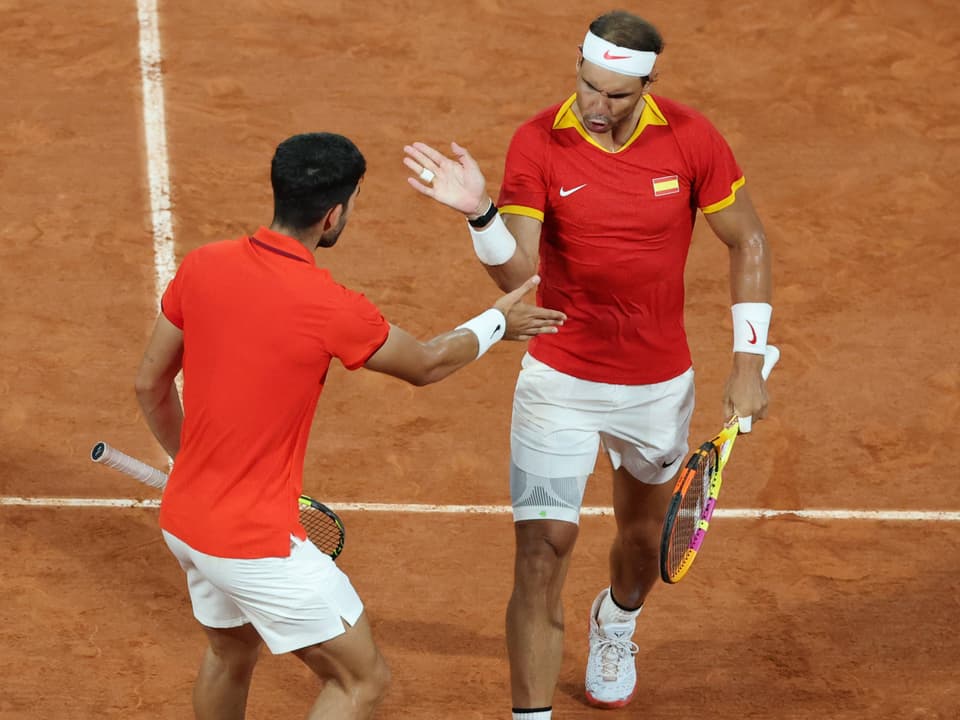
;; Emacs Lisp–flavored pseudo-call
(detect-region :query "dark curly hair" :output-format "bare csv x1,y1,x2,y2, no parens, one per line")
270,132,366,231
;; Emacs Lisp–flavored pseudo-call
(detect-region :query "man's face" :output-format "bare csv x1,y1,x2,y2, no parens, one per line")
575,58,648,134
317,182,361,248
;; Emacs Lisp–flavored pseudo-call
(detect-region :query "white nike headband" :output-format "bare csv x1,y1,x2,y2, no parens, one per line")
581,30,657,77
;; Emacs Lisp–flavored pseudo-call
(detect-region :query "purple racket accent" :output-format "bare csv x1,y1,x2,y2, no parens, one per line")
701,497,718,523
689,528,708,552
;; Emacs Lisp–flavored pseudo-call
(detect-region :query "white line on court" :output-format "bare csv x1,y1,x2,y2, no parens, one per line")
0,497,957,521
137,0,176,308
110,5,957,528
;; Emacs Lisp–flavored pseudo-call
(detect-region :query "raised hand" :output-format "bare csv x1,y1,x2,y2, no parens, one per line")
403,141,491,217
493,275,566,341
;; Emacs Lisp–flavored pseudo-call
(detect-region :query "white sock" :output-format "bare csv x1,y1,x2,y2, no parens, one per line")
598,588,641,626
512,709,551,720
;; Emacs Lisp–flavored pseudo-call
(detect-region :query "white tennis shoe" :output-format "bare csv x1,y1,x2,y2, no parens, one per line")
584,588,640,708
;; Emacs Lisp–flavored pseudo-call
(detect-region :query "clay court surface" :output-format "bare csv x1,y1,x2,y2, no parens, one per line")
1,1,958,718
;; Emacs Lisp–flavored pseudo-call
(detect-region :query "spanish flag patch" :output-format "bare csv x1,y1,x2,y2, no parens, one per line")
652,175,680,197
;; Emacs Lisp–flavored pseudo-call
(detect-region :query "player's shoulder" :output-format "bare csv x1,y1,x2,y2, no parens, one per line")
313,267,381,309
651,94,725,140
651,94,716,128
528,101,567,126
176,237,245,273
513,101,566,140
185,236,246,259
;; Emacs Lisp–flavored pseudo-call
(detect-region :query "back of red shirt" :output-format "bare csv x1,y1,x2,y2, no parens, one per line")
159,228,390,558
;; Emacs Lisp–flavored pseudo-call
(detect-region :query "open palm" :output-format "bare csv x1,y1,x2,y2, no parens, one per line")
403,141,490,216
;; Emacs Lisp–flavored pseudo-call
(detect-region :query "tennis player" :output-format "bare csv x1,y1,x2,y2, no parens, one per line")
403,10,774,716
134,132,566,720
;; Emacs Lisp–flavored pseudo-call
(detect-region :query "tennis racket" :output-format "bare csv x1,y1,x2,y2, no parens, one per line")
659,345,780,584
90,441,345,560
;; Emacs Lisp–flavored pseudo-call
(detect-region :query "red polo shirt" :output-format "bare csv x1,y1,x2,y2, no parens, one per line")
498,94,744,384
158,227,390,558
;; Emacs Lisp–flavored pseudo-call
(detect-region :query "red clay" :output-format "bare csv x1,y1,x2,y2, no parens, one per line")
1,1,958,718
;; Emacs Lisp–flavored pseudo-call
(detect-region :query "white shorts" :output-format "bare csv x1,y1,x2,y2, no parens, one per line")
162,530,364,655
510,353,694,521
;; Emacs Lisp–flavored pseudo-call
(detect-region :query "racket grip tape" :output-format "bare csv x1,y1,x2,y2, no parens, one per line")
91,441,169,490
738,345,780,434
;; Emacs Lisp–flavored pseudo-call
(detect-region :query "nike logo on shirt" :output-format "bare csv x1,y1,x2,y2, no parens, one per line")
559,184,587,197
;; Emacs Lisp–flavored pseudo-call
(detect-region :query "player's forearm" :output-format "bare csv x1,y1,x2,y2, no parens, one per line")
466,206,538,291
727,231,772,303
411,329,492,385
135,382,182,459
482,253,539,293
727,233,772,374
367,309,508,386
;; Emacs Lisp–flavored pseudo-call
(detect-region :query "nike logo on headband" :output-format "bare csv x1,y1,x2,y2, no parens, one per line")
602,49,631,60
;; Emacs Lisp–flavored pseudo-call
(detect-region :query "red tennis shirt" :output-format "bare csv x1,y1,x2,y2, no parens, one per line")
159,227,390,558
498,94,745,384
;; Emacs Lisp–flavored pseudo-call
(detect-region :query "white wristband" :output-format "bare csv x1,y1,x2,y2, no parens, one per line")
731,302,772,354
468,212,517,266
457,308,507,359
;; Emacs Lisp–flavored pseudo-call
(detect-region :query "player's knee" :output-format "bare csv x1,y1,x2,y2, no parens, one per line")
357,653,391,712
514,523,577,577
204,626,262,675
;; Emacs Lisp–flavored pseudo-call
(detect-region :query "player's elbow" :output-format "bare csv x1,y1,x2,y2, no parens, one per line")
405,373,433,387
737,227,768,254
405,358,445,387
134,372,167,406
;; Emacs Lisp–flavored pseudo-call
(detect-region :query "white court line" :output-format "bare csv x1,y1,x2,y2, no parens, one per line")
108,6,958,528
0,497,958,521
137,0,176,307
136,0,181,424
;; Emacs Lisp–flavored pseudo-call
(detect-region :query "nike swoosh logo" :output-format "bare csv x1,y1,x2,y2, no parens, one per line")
603,49,631,60
491,324,502,338
661,455,680,468
559,184,587,197
747,320,758,345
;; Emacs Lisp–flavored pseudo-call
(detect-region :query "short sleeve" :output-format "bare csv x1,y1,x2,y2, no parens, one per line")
681,115,744,213
160,252,192,329
497,122,549,215
324,286,390,370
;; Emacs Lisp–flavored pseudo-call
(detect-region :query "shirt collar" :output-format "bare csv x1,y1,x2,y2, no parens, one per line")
249,226,316,265
552,93,668,153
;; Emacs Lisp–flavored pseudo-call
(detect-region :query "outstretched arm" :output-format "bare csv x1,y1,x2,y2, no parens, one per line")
704,186,774,425
403,141,541,292
364,274,565,385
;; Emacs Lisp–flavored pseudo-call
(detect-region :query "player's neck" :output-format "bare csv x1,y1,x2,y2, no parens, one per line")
583,97,647,152
269,222,320,255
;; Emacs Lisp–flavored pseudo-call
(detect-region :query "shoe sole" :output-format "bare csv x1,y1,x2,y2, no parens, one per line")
585,687,636,709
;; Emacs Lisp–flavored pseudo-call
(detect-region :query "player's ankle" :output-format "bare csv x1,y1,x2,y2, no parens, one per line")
609,587,642,614
512,706,552,720
599,588,642,626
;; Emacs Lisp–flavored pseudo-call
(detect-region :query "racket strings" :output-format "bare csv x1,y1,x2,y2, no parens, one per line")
299,506,344,558
665,450,716,577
